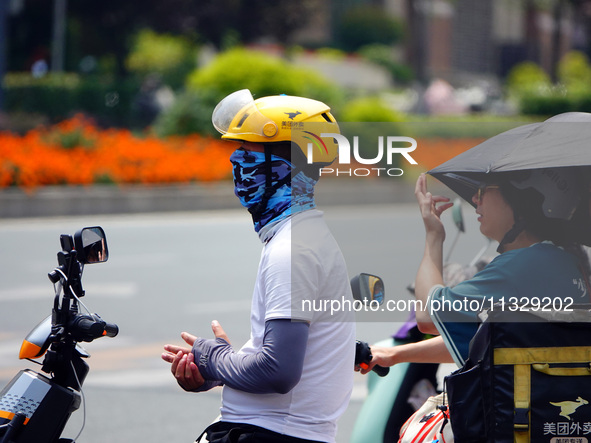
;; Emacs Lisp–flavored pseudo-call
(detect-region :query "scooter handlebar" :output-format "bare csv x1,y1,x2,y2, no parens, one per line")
103,322,119,338
355,340,390,377
69,314,118,342
370,364,390,377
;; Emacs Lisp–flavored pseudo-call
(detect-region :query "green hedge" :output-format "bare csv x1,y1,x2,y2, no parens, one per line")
3,73,140,127
507,53,591,116
186,47,343,107
339,96,404,123
519,88,591,115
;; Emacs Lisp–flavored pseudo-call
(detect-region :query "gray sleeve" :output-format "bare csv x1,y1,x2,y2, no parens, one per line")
191,319,309,394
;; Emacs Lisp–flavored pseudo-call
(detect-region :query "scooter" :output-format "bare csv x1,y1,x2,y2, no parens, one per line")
0,227,118,443
350,200,493,443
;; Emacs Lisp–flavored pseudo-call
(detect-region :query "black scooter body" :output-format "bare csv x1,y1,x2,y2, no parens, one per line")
0,370,81,443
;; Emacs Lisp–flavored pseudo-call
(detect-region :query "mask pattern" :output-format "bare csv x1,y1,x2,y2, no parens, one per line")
230,149,316,232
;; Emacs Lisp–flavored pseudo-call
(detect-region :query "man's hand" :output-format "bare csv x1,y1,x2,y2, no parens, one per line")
210,320,230,344
162,321,230,392
191,320,232,381
162,331,205,391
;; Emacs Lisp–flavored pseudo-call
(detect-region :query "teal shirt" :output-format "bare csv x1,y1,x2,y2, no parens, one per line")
429,242,588,366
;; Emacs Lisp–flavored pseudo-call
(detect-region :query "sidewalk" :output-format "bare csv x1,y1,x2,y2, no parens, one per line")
0,177,443,218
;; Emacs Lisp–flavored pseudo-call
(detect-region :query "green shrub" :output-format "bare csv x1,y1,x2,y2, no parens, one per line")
314,47,347,60
517,86,591,116
186,47,343,107
557,50,591,90
339,96,404,123
358,44,414,84
506,54,591,115
126,29,197,90
338,97,406,169
3,72,139,127
506,54,591,114
152,90,220,137
506,61,551,96
3,72,81,88
572,89,591,112
518,88,572,115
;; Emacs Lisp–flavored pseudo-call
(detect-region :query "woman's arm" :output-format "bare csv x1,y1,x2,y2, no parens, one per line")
414,174,452,333
360,335,454,374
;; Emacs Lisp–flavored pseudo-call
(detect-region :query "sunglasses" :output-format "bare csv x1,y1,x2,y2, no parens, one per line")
475,184,500,203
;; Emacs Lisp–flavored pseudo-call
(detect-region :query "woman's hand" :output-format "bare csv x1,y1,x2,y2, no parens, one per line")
415,173,453,241
357,345,394,375
356,338,455,375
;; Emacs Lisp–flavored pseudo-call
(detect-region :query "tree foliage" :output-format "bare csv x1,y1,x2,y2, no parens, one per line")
335,6,404,52
7,0,317,74
125,29,197,89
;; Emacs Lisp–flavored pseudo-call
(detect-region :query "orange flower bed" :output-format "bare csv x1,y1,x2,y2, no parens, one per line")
0,115,485,189
341,137,484,175
0,115,237,189
413,137,485,171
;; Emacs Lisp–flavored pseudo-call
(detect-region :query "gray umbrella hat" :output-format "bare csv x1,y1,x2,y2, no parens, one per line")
428,112,591,204
427,112,591,244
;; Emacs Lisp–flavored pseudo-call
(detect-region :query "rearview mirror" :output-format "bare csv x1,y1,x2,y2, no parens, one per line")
451,198,465,233
74,227,108,264
350,273,384,305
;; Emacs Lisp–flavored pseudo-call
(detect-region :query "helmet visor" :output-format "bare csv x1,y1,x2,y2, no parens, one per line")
212,89,275,138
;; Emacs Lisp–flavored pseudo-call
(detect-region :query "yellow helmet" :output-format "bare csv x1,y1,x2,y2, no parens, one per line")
212,89,340,165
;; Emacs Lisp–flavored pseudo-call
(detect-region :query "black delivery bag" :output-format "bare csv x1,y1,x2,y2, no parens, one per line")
445,304,591,443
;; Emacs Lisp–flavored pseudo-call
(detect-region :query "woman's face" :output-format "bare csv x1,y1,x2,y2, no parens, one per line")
472,185,515,242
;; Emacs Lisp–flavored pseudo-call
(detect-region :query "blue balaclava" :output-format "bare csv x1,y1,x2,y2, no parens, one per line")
230,148,317,234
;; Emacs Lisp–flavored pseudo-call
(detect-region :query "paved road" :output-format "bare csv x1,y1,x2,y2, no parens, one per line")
0,204,488,442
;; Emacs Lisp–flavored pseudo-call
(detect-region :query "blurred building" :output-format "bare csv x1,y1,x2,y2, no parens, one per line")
390,0,591,83
296,0,591,85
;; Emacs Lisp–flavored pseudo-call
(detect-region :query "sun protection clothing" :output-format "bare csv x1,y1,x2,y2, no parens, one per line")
215,209,355,443
230,149,317,233
192,319,309,394
428,242,588,367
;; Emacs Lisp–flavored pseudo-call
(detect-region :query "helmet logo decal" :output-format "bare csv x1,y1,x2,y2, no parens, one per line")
303,131,328,156
284,111,302,120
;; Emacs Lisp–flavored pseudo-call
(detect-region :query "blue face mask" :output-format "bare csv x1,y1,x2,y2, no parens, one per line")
229,148,316,232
